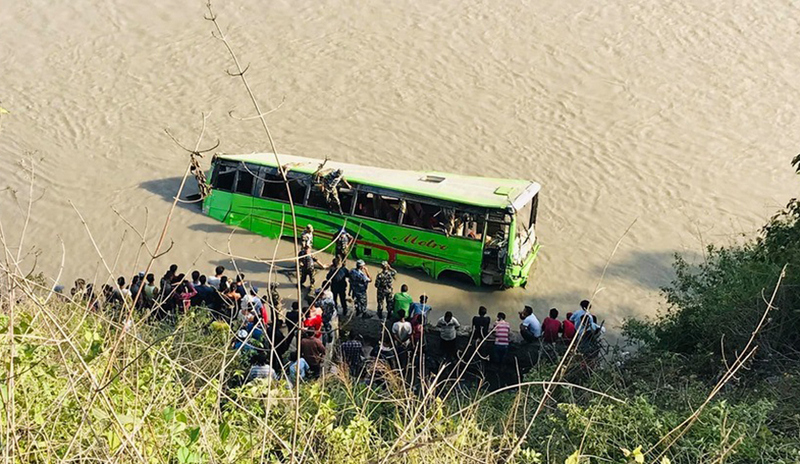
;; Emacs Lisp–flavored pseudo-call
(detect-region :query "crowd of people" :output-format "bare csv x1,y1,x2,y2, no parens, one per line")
62,225,605,387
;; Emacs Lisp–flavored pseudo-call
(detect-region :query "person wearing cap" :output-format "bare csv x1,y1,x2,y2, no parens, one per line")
349,260,371,317
374,261,396,320
301,224,314,249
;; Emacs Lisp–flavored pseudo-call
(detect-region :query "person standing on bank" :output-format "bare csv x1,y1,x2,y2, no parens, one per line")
325,257,350,316
491,312,511,363
349,260,371,318
335,228,353,263
301,224,314,249
392,284,413,321
471,306,491,345
299,245,325,288
437,311,461,363
374,261,396,320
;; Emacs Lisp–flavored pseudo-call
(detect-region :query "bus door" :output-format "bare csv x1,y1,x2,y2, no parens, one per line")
481,210,512,286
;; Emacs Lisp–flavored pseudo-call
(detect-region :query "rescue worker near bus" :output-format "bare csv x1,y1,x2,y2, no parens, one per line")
322,169,351,214
299,245,326,288
349,259,371,318
374,261,396,320
335,228,353,263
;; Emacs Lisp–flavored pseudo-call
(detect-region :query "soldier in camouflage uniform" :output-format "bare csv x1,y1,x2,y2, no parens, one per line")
263,281,282,322
349,259,371,317
374,261,396,320
322,169,351,214
335,228,353,263
299,245,323,288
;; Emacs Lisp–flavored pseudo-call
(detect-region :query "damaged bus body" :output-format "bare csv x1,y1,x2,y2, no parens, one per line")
202,154,540,288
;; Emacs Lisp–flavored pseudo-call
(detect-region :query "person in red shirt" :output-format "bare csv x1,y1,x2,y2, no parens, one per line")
562,312,577,342
303,306,323,339
541,308,562,343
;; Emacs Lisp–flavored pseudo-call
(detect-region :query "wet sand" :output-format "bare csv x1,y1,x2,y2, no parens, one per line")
1,0,798,338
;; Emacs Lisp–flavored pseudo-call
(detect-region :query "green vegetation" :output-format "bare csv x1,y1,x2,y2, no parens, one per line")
2,160,799,462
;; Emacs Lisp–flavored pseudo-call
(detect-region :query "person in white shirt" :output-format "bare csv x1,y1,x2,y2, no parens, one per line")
391,310,413,347
437,311,461,362
301,224,314,249
519,305,542,342
207,265,225,288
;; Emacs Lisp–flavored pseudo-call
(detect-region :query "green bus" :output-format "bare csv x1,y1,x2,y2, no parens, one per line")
202,153,540,288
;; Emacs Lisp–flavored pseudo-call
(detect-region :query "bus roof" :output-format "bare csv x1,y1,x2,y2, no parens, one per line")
215,153,541,210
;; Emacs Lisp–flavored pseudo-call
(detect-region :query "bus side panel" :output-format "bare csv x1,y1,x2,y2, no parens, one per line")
204,191,233,223
226,193,253,230
351,221,482,284
250,197,300,239
205,194,483,285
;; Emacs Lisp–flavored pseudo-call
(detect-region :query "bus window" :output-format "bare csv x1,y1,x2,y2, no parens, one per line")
260,171,307,204
378,196,402,223
340,189,355,215
354,192,377,219
485,218,510,245
213,164,237,192
355,191,401,222
234,166,255,195
464,215,486,241
306,184,328,209
403,201,439,229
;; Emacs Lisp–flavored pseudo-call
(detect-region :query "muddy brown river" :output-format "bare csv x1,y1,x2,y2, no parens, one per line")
1,0,798,338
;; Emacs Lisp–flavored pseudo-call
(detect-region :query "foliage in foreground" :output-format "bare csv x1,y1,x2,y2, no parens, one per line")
1,296,799,463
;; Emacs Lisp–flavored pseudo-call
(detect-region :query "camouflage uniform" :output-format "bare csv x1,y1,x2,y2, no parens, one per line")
335,230,352,262
374,268,396,319
299,250,318,287
349,267,371,316
323,169,345,213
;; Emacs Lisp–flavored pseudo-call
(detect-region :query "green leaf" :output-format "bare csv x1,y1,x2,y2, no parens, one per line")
177,446,190,464
162,406,175,423
176,411,188,424
187,426,200,445
105,430,121,451
92,407,109,421
219,421,230,443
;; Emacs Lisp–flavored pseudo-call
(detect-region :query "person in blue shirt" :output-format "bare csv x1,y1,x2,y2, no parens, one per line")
409,294,432,320
570,300,599,335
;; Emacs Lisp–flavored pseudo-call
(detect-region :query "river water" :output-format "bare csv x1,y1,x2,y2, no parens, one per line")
1,0,798,337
